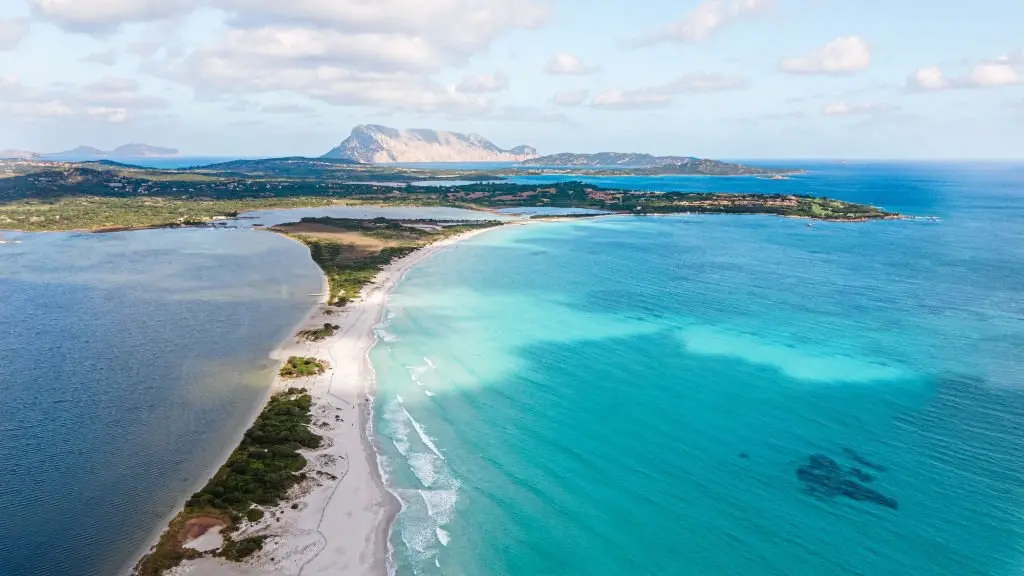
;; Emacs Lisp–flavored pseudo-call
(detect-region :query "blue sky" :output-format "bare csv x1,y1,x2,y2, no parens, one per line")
1,0,1022,159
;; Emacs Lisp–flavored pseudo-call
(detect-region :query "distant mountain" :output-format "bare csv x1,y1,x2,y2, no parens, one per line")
42,143,178,159
0,149,38,160
322,124,537,163
520,152,784,175
44,146,107,158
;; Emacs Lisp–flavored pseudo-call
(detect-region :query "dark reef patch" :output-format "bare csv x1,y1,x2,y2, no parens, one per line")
796,453,898,510
842,447,888,472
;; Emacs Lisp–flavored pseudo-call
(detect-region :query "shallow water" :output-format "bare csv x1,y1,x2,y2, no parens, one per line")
0,228,322,575
371,162,1024,575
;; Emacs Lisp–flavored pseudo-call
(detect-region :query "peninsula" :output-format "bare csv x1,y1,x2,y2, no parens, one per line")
133,216,504,576
0,157,897,232
518,152,794,176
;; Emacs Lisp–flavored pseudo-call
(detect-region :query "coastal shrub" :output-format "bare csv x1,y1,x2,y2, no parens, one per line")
297,323,339,342
279,356,326,378
184,391,321,515
245,508,265,523
302,237,419,306
221,536,266,561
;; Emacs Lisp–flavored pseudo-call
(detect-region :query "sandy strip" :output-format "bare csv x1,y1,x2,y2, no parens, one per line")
168,224,506,576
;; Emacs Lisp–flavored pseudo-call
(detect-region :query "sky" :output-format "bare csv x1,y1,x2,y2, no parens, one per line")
1,0,1022,159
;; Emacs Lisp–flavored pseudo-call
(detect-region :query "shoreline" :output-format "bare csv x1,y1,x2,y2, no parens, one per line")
162,223,508,576
122,233,335,576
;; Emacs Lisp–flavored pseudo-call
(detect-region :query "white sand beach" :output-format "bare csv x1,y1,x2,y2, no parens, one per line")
168,225,501,576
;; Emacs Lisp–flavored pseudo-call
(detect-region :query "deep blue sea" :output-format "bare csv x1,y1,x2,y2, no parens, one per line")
370,162,1024,575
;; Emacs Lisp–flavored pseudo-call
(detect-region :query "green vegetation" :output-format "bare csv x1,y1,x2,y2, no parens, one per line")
0,158,897,232
279,356,326,378
134,511,230,576
275,217,502,306
306,240,418,306
221,536,267,561
245,508,266,522
135,388,321,576
297,323,340,342
187,387,320,511
0,196,332,231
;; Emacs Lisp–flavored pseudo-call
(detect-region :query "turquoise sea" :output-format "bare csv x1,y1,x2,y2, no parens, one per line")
371,162,1024,575
0,163,1022,575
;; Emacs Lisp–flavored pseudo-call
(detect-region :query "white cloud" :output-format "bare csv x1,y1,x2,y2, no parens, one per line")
199,27,446,72
90,0,550,117
173,55,492,115
910,66,946,90
821,101,898,116
0,76,167,123
780,36,871,75
969,63,1018,87
0,18,30,50
457,73,508,93
27,0,197,33
544,53,593,75
24,0,556,120
552,89,588,106
28,0,549,41
215,0,550,41
637,0,769,45
908,54,1021,91
591,73,748,110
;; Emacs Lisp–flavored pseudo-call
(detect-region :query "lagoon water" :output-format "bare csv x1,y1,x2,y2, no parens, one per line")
371,162,1024,575
0,228,322,575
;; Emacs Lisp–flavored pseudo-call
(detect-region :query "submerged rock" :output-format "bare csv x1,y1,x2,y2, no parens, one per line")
796,453,898,510
847,467,875,483
842,447,888,472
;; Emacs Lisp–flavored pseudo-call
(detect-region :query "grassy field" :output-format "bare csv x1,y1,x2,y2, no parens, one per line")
0,196,334,231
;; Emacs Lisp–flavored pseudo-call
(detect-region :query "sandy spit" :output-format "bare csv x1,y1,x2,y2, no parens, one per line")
168,224,508,576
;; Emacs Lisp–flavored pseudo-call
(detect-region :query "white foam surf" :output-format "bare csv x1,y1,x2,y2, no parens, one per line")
401,405,445,460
